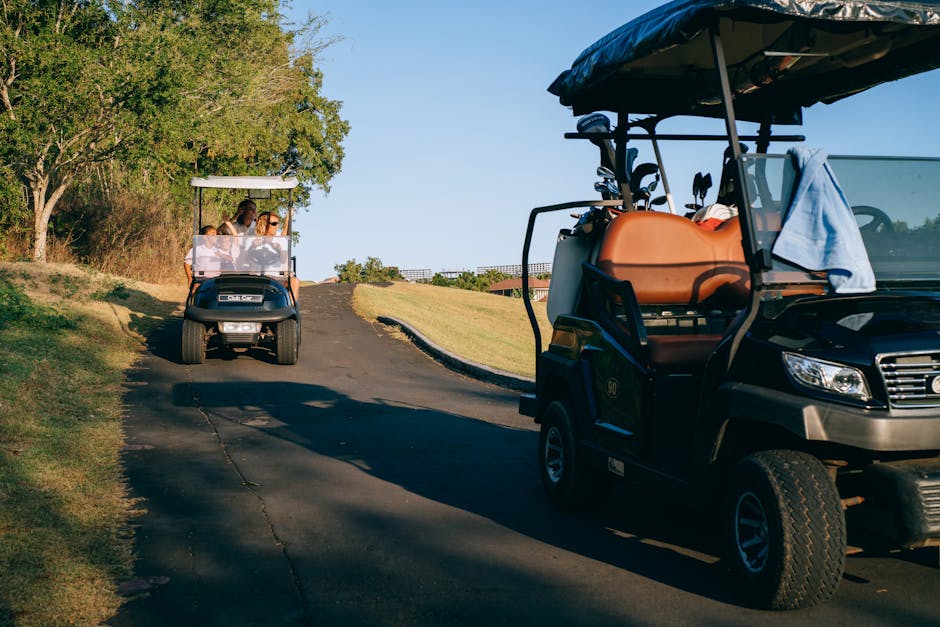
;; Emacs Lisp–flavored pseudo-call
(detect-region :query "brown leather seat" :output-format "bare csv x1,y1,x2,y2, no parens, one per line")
595,212,747,368
596,212,749,308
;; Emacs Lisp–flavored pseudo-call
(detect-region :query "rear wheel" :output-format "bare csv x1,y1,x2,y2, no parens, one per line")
724,450,846,610
538,400,600,510
181,319,206,364
276,318,298,365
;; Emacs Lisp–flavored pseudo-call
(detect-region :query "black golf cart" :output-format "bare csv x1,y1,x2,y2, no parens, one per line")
182,175,301,365
520,0,940,610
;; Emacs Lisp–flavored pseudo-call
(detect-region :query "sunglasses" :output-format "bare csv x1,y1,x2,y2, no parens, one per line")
269,221,279,226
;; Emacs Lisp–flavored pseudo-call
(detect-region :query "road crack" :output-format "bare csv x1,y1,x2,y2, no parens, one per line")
189,379,313,626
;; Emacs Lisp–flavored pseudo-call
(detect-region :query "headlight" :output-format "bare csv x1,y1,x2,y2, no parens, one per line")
782,352,870,400
219,322,261,333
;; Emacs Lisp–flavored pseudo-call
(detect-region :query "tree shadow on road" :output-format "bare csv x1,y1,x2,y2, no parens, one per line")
168,380,737,610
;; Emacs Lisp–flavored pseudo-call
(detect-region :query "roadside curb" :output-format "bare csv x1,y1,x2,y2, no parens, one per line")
377,316,535,393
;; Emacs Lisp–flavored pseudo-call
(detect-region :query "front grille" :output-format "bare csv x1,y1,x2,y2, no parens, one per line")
222,333,258,345
878,353,940,408
923,482,940,528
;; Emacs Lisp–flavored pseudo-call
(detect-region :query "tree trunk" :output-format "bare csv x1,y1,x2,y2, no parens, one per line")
30,175,69,263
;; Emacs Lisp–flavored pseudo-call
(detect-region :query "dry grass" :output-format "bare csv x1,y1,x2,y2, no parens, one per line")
0,262,184,626
352,282,553,378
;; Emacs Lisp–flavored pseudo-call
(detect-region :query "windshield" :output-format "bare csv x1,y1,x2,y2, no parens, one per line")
740,154,940,287
189,235,291,278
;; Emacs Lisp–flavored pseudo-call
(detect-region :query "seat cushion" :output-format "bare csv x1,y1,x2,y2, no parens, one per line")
596,212,749,307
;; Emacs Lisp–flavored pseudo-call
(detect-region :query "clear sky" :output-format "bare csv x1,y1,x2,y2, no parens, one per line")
287,1,940,281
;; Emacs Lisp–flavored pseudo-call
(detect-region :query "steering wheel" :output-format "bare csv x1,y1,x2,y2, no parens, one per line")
852,205,893,233
246,246,281,268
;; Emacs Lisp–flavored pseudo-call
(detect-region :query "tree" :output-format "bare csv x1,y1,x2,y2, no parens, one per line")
134,5,349,199
334,257,400,283
0,1,139,261
334,259,363,283
1,1,349,264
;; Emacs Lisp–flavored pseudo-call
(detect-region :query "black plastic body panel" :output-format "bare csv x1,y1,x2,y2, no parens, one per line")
184,274,296,324
860,457,940,547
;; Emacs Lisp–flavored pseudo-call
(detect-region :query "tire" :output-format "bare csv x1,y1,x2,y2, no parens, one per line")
181,319,206,364
276,318,299,365
538,400,599,510
724,450,846,610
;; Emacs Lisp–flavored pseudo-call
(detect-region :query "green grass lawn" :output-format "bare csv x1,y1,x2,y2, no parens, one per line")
352,281,553,378
0,262,184,626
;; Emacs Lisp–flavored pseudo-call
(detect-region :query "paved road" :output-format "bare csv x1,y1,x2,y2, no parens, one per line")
113,284,939,626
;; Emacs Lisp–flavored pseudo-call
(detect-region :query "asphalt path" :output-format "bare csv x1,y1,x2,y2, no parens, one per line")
112,283,939,626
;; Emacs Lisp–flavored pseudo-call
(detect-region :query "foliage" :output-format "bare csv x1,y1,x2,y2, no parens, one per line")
0,276,72,331
334,257,401,283
430,268,511,292
0,0,348,277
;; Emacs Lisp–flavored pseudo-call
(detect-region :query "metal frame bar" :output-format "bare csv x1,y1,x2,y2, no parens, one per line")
521,199,627,373
564,133,805,143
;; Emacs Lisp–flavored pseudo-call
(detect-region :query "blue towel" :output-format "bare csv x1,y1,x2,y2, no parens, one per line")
772,147,875,293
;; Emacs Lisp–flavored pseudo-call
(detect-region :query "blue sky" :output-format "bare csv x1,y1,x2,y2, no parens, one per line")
288,1,940,281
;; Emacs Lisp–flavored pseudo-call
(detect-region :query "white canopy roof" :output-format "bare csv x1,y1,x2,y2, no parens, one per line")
190,175,299,190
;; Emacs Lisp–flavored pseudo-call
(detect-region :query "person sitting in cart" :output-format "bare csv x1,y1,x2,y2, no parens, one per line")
247,210,299,300
183,225,230,282
223,198,257,236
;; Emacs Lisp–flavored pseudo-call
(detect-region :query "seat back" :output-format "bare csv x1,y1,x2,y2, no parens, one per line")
595,212,749,307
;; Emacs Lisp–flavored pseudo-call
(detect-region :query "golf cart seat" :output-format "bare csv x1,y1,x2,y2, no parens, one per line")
596,211,749,307
594,211,748,369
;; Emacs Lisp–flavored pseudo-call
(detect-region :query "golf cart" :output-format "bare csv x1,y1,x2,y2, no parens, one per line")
182,175,301,365
520,0,940,610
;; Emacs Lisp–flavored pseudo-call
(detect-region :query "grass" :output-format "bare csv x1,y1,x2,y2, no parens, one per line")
0,262,184,627
352,281,553,378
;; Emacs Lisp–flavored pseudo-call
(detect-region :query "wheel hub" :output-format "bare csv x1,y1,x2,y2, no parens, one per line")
734,491,769,573
544,426,564,484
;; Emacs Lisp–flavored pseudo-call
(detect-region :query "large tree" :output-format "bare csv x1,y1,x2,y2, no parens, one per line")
0,0,348,262
0,1,138,261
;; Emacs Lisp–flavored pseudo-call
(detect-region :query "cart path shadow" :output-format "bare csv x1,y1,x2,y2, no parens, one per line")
114,284,940,626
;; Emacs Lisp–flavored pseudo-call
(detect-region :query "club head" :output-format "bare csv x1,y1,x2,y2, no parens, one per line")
693,172,704,198
596,166,616,180
577,113,611,135
651,195,668,206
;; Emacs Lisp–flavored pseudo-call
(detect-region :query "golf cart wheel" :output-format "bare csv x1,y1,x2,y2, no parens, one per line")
724,450,846,610
538,400,600,510
181,319,206,364
276,318,299,365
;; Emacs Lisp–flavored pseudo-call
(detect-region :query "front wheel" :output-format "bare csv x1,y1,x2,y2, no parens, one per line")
724,450,846,610
538,400,599,510
276,318,299,365
181,319,206,364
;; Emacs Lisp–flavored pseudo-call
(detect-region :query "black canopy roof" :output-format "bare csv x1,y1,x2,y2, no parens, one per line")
549,0,940,123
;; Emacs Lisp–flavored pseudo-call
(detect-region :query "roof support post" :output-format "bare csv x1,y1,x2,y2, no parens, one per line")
710,22,761,372
710,25,741,159
615,112,636,211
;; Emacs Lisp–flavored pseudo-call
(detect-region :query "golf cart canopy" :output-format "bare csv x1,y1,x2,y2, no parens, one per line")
190,175,300,190
550,0,940,122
